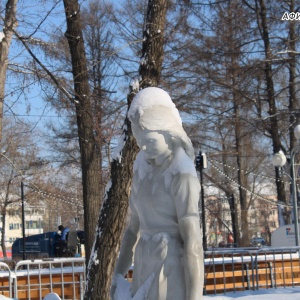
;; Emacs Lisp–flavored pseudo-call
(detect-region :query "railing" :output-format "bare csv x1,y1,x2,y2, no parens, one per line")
0,247,300,298
204,248,256,294
0,261,13,298
254,247,300,290
203,246,300,295
0,257,86,299
14,257,86,300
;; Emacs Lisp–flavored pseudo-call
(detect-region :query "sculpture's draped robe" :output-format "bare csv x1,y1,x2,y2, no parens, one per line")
130,150,201,300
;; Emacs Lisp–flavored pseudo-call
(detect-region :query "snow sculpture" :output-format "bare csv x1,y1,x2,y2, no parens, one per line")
111,87,204,300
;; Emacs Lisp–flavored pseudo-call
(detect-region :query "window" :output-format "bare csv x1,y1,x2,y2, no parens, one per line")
9,224,20,230
26,221,39,229
9,223,20,230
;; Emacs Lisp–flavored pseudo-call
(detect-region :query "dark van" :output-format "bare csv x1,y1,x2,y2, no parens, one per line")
12,231,59,259
12,231,85,259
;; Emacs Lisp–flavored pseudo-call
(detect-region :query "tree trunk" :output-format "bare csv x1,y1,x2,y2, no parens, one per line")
258,0,287,222
0,0,18,144
235,119,250,246
1,207,7,258
84,0,168,298
62,0,102,261
288,0,298,149
287,0,298,225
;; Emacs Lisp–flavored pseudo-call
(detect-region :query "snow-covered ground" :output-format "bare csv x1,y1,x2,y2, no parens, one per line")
204,287,300,299
1,287,300,300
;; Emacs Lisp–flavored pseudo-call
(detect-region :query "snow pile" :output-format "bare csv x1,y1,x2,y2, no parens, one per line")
1,280,300,299
0,296,14,300
35,286,300,300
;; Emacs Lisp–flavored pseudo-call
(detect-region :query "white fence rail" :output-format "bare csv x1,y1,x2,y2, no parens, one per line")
0,257,85,299
0,261,13,298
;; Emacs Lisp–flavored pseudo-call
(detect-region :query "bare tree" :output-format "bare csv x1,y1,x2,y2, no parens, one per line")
182,0,267,246
0,118,45,257
62,0,103,261
286,0,300,146
252,0,288,223
0,0,18,143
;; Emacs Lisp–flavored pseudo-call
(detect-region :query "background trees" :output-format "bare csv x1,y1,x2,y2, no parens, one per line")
0,118,48,257
175,0,300,246
0,0,299,294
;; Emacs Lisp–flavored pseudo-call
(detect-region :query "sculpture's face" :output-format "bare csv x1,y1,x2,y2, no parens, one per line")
139,131,170,160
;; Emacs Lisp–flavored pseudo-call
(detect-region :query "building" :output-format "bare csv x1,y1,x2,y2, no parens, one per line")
204,195,279,247
0,204,44,247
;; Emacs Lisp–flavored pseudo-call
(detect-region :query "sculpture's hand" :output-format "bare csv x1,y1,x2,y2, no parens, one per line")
110,274,132,300
179,216,204,300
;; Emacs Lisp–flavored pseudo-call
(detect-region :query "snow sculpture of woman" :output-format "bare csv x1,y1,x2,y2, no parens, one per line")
112,87,204,300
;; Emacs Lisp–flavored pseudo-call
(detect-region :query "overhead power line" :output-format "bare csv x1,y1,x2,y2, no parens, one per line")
26,184,83,208
208,159,292,209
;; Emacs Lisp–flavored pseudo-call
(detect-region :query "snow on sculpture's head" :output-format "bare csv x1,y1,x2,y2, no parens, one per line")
128,87,195,160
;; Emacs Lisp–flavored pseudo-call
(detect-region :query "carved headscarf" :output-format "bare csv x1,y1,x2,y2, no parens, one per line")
128,87,195,160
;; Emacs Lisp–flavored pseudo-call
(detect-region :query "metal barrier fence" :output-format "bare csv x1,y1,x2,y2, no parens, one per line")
204,248,256,294
0,248,299,298
0,261,13,298
204,246,300,295
254,247,300,290
13,257,86,300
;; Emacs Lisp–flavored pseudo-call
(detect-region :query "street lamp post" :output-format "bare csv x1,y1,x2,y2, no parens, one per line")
291,146,300,247
272,125,300,247
196,151,208,251
21,182,26,260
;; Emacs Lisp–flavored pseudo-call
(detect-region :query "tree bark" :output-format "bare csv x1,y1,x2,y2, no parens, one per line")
62,0,102,261
0,0,18,144
258,0,287,222
288,0,299,150
287,0,298,225
84,0,168,298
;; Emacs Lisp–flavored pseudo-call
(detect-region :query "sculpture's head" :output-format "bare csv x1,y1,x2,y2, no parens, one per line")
128,87,195,160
